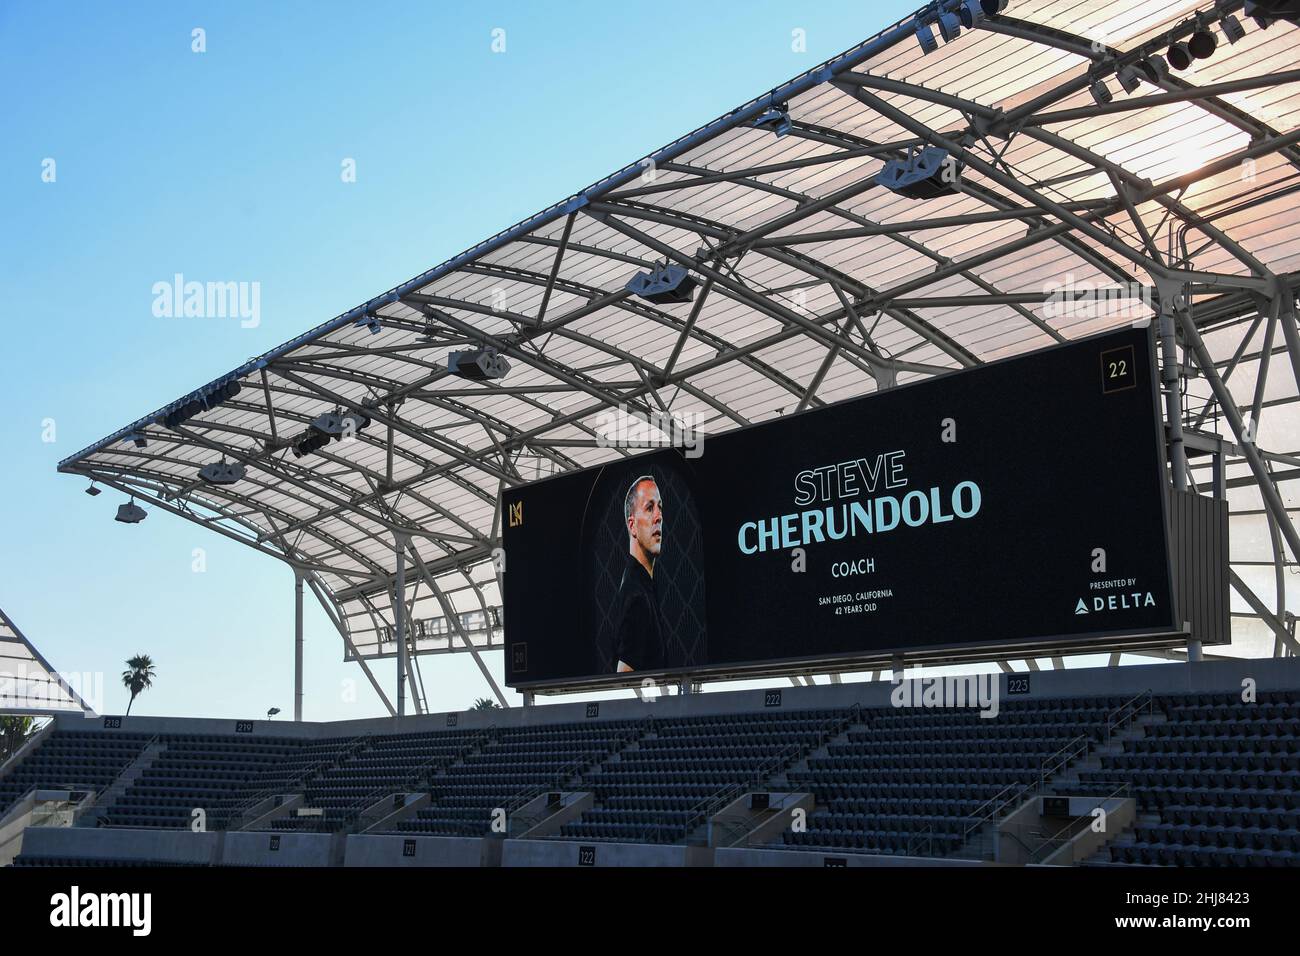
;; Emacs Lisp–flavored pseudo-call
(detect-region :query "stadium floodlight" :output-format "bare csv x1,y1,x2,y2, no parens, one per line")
1089,79,1113,106
958,0,984,28
1188,28,1217,59
115,499,146,524
1166,41,1194,71
1246,0,1300,27
624,264,699,305
980,0,1010,13
1117,63,1143,94
161,379,242,429
1220,14,1246,42
267,707,280,719
310,410,372,437
122,432,148,449
753,103,792,137
938,11,962,42
914,22,938,54
198,460,246,485
354,313,382,335
876,146,960,199
1137,54,1169,84
292,431,333,458
85,482,101,497
448,347,512,381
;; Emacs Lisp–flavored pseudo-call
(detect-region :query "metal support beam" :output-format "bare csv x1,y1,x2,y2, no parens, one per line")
404,543,510,708
294,570,304,722
395,535,408,718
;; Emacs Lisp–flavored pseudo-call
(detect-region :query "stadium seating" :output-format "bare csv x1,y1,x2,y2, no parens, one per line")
780,696,1128,857
395,721,642,836
3,682,1300,866
0,731,150,818
558,710,844,844
1076,691,1300,867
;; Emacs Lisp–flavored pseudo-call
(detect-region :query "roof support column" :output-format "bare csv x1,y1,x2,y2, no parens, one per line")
1178,309,1300,567
394,534,409,718
1155,280,1188,493
294,569,304,722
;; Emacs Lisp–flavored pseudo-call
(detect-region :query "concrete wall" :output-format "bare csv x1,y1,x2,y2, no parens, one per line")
714,846,986,867
222,830,333,867
501,838,711,867
344,834,495,867
18,826,220,864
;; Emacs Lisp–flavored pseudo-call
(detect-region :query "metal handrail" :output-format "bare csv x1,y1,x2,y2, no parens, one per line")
962,692,1157,844
83,733,160,824
637,705,858,845
223,732,370,828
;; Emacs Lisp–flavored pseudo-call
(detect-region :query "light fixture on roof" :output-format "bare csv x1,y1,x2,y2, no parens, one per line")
937,11,962,42
876,146,961,200
914,22,938,54
753,103,791,137
115,499,147,524
355,313,382,335
162,379,242,429
1188,27,1217,59
1116,63,1143,94
1089,79,1113,106
85,482,101,497
1220,14,1246,43
1136,54,1169,85
1166,40,1194,71
310,410,372,436
198,460,246,485
121,432,149,449
958,0,985,28
293,431,333,458
980,0,1010,13
447,347,512,381
267,707,281,720
1246,1,1300,27
625,264,699,305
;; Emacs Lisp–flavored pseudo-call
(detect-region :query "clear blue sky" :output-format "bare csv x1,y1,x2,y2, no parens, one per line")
0,0,924,721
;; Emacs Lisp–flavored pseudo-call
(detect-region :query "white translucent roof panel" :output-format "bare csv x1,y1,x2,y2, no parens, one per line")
56,0,1300,661
0,607,93,716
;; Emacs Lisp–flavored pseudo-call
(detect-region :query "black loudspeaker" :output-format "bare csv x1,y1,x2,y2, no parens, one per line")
547,792,562,807
750,793,771,811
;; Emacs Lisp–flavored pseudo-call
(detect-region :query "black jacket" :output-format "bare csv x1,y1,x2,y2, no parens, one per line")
613,551,666,672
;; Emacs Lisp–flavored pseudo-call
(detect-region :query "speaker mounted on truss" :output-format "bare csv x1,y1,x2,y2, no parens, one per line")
876,146,961,200
198,461,247,485
447,348,511,381
625,263,699,305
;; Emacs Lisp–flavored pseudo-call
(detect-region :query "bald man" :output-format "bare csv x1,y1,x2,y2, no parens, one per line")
613,475,667,673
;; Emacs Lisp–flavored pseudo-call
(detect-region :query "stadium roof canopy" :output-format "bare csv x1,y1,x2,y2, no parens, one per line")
0,607,95,717
58,0,1300,708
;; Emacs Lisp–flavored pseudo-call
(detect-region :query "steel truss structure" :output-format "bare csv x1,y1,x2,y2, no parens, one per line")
57,0,1300,714
0,607,94,717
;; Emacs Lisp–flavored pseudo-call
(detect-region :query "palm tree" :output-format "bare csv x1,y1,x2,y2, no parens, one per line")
0,715,36,764
471,697,499,711
121,654,156,715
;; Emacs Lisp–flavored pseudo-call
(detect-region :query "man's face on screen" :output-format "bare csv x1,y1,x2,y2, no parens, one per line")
629,480,663,559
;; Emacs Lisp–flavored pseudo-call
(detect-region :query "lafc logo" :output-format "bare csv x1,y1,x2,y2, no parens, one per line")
508,501,523,527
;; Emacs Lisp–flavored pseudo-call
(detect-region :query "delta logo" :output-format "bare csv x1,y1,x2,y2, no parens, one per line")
1074,592,1156,615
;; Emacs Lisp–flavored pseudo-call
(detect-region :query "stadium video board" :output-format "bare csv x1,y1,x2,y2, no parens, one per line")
501,326,1175,688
